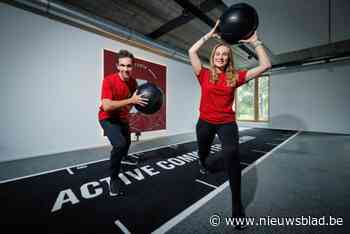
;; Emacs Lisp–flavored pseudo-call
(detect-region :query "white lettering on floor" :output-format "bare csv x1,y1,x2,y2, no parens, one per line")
51,136,256,212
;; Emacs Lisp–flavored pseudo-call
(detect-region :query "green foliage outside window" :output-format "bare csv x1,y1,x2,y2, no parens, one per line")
236,79,255,120
236,76,269,121
258,76,269,121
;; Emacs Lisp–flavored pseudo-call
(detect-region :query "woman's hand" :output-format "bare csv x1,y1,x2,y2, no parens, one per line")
188,19,221,76
206,20,221,40
239,31,258,45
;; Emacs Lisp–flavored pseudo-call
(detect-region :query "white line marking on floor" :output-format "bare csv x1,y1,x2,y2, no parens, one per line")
152,131,301,234
195,179,218,189
240,161,249,166
0,130,255,184
66,168,74,175
76,165,87,169
114,220,131,234
251,149,268,154
0,139,197,184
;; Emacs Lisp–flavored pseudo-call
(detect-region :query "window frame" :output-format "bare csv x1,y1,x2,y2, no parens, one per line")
235,75,270,122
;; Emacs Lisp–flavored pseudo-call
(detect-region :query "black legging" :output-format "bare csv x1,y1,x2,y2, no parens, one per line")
99,119,131,180
196,119,244,216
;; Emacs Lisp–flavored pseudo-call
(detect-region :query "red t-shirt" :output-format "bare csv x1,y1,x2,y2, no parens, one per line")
197,68,247,124
98,73,137,122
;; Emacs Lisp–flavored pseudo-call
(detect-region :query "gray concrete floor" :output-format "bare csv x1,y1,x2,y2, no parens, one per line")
163,132,350,234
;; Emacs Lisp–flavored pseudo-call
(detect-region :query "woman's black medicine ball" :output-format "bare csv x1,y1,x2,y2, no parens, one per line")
218,3,259,44
135,82,164,114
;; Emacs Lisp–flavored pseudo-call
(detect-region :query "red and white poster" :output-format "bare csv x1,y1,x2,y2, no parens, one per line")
103,49,166,133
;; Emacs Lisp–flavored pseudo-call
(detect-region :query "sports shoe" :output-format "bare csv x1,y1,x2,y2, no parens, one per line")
109,178,125,197
121,155,138,165
232,213,248,230
128,154,140,160
198,160,209,174
233,221,248,230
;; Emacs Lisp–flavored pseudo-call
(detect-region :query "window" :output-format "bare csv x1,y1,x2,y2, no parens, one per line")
236,75,269,121
258,76,269,121
236,78,255,121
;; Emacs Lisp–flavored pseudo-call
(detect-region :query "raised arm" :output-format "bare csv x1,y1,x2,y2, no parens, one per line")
240,32,271,82
188,21,220,76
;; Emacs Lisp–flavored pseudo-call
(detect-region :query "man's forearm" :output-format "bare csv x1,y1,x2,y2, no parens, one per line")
102,98,132,112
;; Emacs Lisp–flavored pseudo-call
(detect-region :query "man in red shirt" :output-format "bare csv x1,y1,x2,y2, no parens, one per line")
99,50,148,196
188,20,271,229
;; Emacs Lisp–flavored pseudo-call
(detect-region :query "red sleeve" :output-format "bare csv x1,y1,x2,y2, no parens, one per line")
236,70,247,87
197,67,209,84
101,77,113,100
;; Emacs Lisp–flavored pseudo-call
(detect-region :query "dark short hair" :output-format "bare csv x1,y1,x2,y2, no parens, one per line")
117,50,134,63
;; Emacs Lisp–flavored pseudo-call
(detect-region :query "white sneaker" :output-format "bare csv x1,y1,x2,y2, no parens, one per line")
121,157,138,165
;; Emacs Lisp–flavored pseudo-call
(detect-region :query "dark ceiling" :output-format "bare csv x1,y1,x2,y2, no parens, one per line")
6,0,350,69
54,0,257,67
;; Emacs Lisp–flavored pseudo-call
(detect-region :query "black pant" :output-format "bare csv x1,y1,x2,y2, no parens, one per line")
196,119,243,216
99,119,131,180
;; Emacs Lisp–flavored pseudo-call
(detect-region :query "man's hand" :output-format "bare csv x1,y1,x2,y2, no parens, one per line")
130,91,149,106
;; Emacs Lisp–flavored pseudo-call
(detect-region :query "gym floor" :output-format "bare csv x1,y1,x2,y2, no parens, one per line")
0,128,349,233
165,131,350,233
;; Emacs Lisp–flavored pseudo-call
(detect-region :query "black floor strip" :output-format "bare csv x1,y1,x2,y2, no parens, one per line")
0,128,296,233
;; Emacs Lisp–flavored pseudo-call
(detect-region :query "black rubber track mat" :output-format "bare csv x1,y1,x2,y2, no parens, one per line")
0,128,296,233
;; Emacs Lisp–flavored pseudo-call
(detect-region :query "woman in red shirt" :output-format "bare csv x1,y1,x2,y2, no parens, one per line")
188,20,271,229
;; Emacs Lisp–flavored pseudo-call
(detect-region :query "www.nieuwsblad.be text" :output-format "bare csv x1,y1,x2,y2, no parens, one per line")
209,214,344,227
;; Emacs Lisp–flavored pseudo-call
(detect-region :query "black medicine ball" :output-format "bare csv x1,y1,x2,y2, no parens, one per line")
218,3,259,44
135,82,164,114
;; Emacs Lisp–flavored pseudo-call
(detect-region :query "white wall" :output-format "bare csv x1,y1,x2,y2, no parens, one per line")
224,0,350,54
269,61,350,134
240,60,350,134
0,3,200,162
